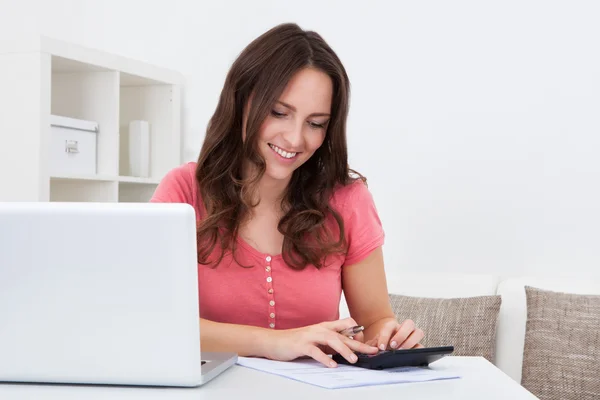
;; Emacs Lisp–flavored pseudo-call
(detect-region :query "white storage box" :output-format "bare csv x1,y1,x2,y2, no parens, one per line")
50,115,98,176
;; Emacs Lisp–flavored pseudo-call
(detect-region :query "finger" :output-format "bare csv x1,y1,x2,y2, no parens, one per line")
377,321,398,351
363,333,379,347
306,345,338,368
318,344,336,355
390,319,416,349
398,328,424,350
414,343,425,349
322,317,359,332
341,335,379,354
351,331,365,343
326,337,359,364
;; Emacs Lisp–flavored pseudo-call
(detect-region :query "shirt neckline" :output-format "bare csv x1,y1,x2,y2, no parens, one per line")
235,235,283,261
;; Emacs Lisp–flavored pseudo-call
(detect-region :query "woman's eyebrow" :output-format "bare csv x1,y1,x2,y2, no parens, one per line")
277,101,331,118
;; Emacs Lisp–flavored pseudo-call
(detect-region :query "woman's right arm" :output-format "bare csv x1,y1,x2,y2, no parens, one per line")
199,318,273,357
200,317,379,368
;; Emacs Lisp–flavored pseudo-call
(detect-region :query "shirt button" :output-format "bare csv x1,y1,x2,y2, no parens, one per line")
265,266,271,272
266,256,272,262
269,300,275,306
268,289,273,294
270,313,275,318
266,277,272,283
269,323,275,328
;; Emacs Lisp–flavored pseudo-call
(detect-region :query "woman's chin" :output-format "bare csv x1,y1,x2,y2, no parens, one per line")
264,170,293,183
263,165,297,183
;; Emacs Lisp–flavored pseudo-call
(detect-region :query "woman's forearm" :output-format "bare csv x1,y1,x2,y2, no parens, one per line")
199,318,274,357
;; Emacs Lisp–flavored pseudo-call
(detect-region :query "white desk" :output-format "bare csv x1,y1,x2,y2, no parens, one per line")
0,357,538,400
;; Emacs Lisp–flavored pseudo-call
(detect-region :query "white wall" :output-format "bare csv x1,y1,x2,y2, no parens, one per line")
2,0,599,280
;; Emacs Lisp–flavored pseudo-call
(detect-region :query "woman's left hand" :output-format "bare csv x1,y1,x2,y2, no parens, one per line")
365,318,425,351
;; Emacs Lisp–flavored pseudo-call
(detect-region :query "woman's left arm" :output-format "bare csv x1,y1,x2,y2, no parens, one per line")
342,246,425,351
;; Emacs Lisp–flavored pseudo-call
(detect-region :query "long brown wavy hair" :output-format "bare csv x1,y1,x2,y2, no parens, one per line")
195,22,365,270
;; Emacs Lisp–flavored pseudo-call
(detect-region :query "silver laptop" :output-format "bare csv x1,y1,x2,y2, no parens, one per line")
0,202,237,387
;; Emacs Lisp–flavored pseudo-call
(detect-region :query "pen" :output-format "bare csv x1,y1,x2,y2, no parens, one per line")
338,325,364,337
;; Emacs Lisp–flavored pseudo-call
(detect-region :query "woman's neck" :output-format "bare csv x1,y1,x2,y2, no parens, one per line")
254,174,289,211
242,162,290,212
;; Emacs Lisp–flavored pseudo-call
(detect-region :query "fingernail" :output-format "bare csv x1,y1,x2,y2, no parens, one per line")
351,354,357,362
330,360,337,367
379,344,386,351
390,341,397,348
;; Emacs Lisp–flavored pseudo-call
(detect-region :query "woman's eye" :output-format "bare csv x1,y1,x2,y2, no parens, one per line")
309,121,325,129
271,110,286,117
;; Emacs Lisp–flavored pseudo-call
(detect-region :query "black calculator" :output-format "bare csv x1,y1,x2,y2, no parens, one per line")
332,345,454,370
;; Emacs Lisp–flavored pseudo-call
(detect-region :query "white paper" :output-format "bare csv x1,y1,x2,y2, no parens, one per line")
237,356,461,389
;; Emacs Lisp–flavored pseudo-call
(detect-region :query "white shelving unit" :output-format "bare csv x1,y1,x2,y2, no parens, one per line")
0,35,183,202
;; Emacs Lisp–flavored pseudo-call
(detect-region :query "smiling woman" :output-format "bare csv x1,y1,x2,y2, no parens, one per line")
150,22,425,368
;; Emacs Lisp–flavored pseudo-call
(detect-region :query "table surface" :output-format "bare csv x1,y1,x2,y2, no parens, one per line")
0,356,538,400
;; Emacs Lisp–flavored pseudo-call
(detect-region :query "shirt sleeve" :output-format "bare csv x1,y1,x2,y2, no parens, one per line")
342,181,386,266
149,163,195,205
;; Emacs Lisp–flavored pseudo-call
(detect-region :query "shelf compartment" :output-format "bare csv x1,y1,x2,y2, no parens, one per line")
118,181,158,203
51,55,120,177
119,77,180,182
50,178,117,202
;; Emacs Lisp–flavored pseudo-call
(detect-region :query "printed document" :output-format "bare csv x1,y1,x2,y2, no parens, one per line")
236,357,460,389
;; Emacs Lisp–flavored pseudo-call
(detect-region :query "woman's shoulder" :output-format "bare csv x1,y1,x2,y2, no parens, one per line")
329,178,385,264
164,161,197,177
328,178,382,228
329,178,373,212
150,162,199,206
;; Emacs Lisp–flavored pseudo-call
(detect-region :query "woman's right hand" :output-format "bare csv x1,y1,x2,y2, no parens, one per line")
264,318,379,367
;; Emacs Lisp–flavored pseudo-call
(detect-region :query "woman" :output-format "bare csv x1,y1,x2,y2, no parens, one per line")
151,22,424,368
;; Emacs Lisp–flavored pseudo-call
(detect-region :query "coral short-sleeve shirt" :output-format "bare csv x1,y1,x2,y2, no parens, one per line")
150,162,385,330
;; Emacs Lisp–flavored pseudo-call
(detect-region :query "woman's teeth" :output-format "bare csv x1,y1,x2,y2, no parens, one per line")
269,144,297,159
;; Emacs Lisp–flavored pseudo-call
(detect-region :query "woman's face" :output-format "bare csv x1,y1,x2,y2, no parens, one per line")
243,67,332,183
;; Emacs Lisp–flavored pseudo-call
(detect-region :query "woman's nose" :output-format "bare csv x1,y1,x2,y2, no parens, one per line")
282,121,304,149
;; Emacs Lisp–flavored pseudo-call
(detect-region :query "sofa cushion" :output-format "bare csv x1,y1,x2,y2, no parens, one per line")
388,293,502,362
495,277,600,383
520,286,600,400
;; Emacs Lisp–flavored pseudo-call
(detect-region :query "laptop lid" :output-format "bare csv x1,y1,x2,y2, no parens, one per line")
0,202,202,386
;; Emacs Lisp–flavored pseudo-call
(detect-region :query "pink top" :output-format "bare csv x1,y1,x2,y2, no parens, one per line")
150,162,385,330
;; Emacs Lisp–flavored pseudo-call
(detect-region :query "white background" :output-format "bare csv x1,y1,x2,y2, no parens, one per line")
2,0,599,281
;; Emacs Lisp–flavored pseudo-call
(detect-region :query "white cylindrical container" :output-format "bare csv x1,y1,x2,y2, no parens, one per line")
128,120,150,178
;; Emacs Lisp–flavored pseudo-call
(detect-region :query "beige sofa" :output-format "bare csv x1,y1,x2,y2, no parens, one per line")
339,272,600,399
